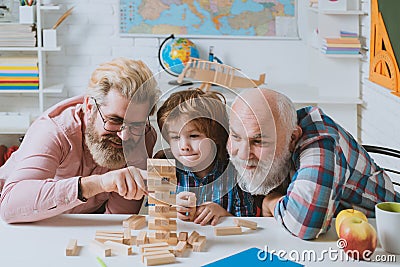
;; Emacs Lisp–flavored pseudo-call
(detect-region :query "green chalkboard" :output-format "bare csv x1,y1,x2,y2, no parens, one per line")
378,0,400,66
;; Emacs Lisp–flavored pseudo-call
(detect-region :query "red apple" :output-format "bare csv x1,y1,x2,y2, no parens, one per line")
338,216,377,260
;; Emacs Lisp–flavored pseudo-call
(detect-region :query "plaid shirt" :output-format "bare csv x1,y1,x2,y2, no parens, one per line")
275,106,400,240
176,161,255,217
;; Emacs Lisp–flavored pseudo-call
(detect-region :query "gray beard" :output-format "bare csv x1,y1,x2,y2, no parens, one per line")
231,149,292,195
85,118,127,170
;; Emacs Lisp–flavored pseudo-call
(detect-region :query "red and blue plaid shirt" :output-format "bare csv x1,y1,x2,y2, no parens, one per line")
176,161,255,217
275,106,400,239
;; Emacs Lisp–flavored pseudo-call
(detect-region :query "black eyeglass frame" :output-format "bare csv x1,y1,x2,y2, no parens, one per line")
92,97,151,136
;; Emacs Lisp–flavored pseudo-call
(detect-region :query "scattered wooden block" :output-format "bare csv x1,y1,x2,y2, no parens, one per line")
155,230,170,240
95,235,124,244
192,236,206,252
143,246,171,254
138,242,169,253
123,227,131,239
122,215,146,230
90,240,111,257
178,232,188,241
214,226,242,236
144,253,175,266
95,230,124,237
104,240,132,256
233,218,257,230
123,236,136,246
65,239,78,256
136,231,148,246
174,241,187,257
187,231,200,245
141,250,171,262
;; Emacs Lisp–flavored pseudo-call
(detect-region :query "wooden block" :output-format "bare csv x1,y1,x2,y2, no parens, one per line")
141,250,171,262
123,236,136,246
178,232,188,241
187,231,200,245
147,181,176,192
154,218,169,226
122,215,146,230
214,226,242,236
95,235,124,244
143,246,171,254
155,230,170,240
104,240,132,256
233,218,257,230
65,239,78,256
138,242,169,253
148,220,177,231
136,231,147,246
192,236,206,252
173,241,187,257
95,230,124,237
123,227,131,239
148,194,176,205
149,206,177,218
90,240,111,257
148,193,176,205
143,253,175,266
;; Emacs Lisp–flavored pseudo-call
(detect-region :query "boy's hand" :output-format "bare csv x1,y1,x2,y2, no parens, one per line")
194,202,231,226
176,191,196,221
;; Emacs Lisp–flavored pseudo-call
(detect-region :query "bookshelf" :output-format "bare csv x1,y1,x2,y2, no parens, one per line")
0,0,63,135
306,0,365,139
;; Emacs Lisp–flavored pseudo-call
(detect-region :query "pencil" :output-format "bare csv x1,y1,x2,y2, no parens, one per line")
96,257,107,267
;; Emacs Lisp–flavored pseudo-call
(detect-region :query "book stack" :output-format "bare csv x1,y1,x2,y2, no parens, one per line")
321,33,361,55
0,23,37,47
0,56,39,90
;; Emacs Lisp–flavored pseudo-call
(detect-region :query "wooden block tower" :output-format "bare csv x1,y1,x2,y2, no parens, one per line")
146,159,178,246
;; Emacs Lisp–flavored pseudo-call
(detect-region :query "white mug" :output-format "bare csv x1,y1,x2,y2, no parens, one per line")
375,202,400,254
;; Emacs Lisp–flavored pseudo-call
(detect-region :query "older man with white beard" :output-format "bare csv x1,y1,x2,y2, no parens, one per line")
227,89,400,240
0,58,160,223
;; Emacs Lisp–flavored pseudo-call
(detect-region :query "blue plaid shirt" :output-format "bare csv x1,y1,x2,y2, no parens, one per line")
176,161,255,217
275,106,400,239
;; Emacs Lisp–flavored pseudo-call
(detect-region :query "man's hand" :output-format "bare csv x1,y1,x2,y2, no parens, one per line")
262,192,283,217
81,167,147,200
194,202,231,226
176,191,196,221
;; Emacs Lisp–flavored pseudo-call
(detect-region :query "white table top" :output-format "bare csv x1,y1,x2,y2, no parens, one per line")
0,215,397,267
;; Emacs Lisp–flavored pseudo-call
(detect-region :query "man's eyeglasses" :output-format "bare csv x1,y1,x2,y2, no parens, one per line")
92,97,151,136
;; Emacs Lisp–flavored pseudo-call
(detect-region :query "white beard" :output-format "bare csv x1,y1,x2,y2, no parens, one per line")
231,148,292,195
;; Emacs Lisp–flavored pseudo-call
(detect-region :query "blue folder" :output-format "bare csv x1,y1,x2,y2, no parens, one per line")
202,247,304,267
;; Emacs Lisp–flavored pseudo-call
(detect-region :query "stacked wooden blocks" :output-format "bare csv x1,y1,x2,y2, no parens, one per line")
143,159,178,265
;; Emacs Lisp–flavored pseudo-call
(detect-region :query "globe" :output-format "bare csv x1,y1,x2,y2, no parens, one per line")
159,35,200,77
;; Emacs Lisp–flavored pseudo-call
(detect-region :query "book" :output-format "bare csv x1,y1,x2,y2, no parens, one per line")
202,247,304,267
322,43,361,48
324,38,360,44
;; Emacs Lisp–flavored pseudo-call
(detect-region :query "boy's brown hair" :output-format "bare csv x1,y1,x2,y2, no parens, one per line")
157,88,229,164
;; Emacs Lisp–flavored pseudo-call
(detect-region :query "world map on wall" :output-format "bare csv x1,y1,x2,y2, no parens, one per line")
120,0,296,38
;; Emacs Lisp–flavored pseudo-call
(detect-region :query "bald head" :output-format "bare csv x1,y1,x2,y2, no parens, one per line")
231,88,297,133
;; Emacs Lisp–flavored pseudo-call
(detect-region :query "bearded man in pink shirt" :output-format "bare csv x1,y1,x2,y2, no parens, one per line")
0,58,160,223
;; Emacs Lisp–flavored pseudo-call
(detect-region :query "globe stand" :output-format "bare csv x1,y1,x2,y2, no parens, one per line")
158,34,199,88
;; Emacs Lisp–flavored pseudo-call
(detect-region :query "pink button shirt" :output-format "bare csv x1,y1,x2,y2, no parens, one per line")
0,96,156,223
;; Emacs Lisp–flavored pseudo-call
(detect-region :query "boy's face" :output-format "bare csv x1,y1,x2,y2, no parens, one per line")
167,117,216,172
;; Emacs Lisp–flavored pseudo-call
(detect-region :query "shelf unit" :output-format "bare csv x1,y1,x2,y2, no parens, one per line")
306,1,365,139
0,0,63,135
